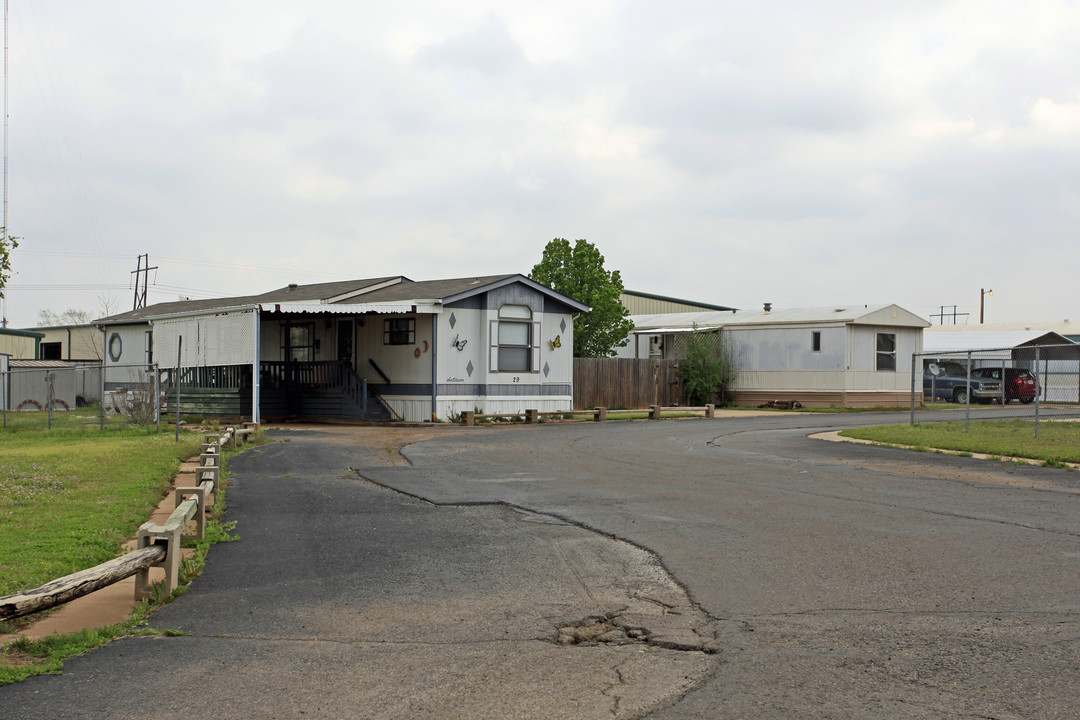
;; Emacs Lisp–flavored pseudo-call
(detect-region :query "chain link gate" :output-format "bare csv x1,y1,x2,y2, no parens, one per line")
911,343,1080,436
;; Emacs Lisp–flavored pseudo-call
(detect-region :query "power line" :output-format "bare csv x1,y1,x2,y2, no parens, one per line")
16,249,355,280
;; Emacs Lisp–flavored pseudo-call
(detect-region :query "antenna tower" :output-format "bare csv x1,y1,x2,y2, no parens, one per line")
131,254,158,310
929,305,969,325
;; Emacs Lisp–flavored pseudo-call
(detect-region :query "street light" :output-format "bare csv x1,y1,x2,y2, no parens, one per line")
980,288,994,324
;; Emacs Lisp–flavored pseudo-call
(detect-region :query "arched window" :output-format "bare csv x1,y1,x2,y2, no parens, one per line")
496,305,532,372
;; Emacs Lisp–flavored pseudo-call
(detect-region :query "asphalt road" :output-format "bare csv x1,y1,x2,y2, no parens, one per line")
3,411,1079,718
363,411,1080,718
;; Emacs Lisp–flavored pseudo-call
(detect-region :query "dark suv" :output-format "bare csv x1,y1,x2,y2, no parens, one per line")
972,367,1038,404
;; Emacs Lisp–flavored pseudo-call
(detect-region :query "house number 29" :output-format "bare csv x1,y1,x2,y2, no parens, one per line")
512,376,520,382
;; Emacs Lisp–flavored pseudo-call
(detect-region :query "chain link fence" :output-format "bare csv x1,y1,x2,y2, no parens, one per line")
910,344,1080,435
1,362,165,431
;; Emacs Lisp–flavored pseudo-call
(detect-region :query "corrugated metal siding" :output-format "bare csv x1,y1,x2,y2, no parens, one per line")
0,333,37,359
621,295,724,315
729,327,846,372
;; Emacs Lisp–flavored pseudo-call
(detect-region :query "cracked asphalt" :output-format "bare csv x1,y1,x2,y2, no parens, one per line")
3,410,1079,718
362,411,1080,718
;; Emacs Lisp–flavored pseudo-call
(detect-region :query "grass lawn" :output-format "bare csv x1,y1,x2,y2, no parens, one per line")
0,421,204,597
839,419,1080,465
1,417,254,685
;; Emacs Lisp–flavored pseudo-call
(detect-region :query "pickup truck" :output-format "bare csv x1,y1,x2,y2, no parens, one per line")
923,362,1003,404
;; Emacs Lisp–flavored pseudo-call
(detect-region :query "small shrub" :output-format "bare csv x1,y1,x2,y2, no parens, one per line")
679,325,739,406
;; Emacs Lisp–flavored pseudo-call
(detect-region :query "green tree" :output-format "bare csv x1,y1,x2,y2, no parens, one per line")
0,227,17,300
679,325,739,406
530,238,634,358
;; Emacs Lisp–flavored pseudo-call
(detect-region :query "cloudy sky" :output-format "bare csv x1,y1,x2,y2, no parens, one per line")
3,0,1079,328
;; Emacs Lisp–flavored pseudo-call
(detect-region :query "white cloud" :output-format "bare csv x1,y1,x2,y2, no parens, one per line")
3,0,1080,328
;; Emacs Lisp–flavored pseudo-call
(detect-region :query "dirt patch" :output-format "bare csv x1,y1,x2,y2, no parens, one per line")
263,423,474,466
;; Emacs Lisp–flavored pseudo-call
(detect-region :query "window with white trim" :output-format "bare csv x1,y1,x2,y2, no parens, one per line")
497,305,532,372
876,332,896,371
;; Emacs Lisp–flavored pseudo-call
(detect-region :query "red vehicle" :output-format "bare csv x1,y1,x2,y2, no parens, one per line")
972,367,1039,404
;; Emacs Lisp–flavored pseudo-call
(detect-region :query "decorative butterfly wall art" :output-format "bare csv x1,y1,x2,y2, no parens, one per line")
548,335,561,350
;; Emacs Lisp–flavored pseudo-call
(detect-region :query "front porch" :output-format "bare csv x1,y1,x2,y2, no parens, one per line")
164,361,396,421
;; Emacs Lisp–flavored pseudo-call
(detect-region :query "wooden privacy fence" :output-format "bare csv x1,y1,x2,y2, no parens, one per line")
574,357,682,410
0,423,258,622
458,404,718,425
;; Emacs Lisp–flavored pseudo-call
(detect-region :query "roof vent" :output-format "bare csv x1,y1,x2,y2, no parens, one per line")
763,302,772,312
288,283,298,290
834,308,846,313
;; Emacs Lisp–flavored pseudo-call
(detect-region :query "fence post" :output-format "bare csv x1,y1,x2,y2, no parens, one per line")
100,340,107,430
525,409,539,424
175,336,182,442
134,522,182,600
910,352,916,425
965,351,972,432
154,363,161,431
649,404,660,420
462,410,475,426
594,407,607,421
1034,346,1041,439
705,403,715,418
46,372,54,430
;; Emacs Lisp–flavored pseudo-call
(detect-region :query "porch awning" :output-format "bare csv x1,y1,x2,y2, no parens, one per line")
259,302,441,315
634,325,723,334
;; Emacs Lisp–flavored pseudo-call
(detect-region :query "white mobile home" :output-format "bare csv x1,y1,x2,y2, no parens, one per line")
97,274,588,423
623,304,930,408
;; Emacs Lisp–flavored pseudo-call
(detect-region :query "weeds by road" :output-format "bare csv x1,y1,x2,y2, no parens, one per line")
839,419,1080,466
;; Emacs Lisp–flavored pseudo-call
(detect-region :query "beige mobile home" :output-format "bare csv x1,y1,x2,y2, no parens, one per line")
625,304,930,408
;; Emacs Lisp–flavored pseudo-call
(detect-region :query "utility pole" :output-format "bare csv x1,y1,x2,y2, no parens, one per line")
2,0,9,329
979,288,993,324
130,254,158,310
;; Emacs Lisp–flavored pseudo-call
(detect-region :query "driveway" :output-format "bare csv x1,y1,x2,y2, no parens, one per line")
363,413,1080,718
3,412,1079,718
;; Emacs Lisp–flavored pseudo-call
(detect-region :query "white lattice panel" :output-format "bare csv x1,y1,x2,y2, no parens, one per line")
154,310,255,367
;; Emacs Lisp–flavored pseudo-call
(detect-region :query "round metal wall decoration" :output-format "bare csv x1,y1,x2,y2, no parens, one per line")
108,333,123,362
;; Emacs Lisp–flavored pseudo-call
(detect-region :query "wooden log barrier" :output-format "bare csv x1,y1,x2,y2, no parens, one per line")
1,429,243,618
0,545,166,621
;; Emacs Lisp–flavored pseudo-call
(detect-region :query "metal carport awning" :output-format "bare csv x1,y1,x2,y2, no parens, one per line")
259,302,441,315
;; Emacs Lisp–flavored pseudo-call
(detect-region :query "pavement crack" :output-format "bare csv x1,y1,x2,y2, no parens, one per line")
553,538,606,612
553,610,717,654
601,659,628,718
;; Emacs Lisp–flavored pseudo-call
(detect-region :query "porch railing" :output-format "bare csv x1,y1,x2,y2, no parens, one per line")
165,365,248,389
260,360,355,390
260,360,367,417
